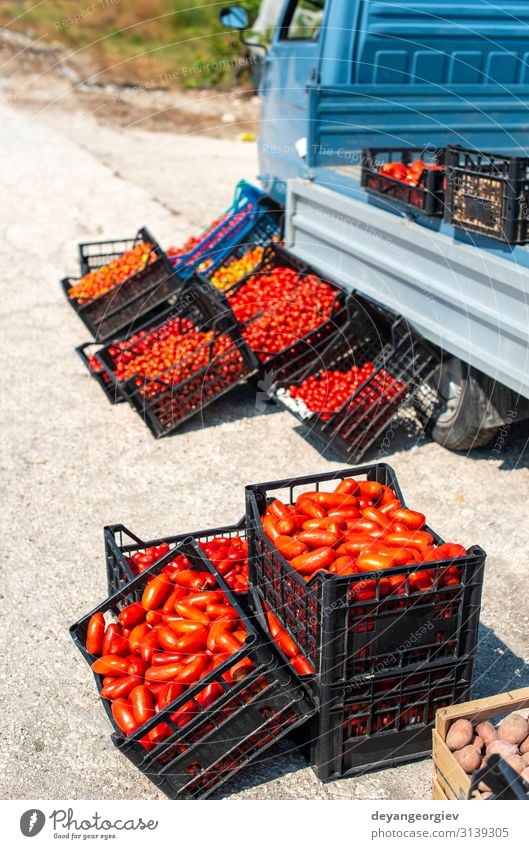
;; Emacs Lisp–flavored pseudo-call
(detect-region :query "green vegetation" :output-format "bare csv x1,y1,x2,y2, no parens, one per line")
0,1,262,87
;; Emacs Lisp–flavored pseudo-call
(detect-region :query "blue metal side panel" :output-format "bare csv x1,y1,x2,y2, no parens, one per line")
352,1,529,86
308,84,529,162
309,0,529,162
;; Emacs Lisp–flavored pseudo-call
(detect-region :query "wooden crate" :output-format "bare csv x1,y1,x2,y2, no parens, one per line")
432,686,529,800
432,777,449,800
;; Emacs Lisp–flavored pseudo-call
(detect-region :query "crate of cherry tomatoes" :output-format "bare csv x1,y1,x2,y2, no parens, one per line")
361,148,445,216
273,296,438,463
432,686,529,800
76,342,123,405
94,290,256,438
202,244,348,383
63,227,180,342
70,538,315,800
167,181,278,283
246,464,486,686
104,519,249,597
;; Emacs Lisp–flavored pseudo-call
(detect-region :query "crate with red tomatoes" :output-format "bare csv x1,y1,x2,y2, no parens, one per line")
94,293,256,438
361,148,446,216
246,463,485,685
273,296,439,463
104,519,249,597
245,463,485,779
71,538,315,800
203,244,349,384
76,342,124,406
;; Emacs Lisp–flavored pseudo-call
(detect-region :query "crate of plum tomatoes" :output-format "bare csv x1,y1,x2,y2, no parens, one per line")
70,538,315,800
246,463,486,685
104,519,249,597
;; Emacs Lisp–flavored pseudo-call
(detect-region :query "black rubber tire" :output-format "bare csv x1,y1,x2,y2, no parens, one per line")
427,358,499,451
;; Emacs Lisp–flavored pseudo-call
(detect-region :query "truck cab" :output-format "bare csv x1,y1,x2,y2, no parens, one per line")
222,1,529,450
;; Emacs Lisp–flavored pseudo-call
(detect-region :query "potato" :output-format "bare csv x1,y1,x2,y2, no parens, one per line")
446,718,473,751
478,780,490,793
481,791,492,799
476,721,497,746
522,752,529,767
486,740,518,758
498,713,529,746
454,745,481,773
471,734,484,751
505,754,526,775
519,734,529,754
522,768,529,784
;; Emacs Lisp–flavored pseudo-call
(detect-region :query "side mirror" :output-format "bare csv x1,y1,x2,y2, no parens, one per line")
219,6,249,31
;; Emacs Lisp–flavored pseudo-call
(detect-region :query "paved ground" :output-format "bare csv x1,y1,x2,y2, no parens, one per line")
0,93,528,801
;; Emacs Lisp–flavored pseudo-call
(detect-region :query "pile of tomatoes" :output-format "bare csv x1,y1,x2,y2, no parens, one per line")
106,316,244,402
210,245,265,291
261,477,467,599
167,217,226,261
168,205,250,268
68,242,155,304
126,535,248,594
227,266,337,362
378,158,443,187
289,363,405,422
86,562,256,748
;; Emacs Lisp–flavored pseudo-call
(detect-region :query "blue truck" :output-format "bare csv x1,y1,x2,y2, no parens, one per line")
221,1,529,451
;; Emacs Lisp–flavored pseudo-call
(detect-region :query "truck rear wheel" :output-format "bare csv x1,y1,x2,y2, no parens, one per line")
426,358,498,451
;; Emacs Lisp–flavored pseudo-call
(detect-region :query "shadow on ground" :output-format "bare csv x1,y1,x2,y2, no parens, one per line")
473,622,529,697
210,623,527,799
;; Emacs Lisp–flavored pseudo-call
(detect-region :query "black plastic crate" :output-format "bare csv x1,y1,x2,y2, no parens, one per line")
76,342,124,405
104,518,248,597
444,146,529,243
361,148,445,216
311,656,474,781
195,198,283,289
95,292,257,438
272,296,438,463
70,538,315,800
205,244,348,382
246,464,486,685
63,227,181,342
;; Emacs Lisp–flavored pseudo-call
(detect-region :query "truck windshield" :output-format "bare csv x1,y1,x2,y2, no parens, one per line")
284,0,326,40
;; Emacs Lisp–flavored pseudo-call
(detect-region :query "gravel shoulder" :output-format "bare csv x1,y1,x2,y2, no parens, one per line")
0,85,528,801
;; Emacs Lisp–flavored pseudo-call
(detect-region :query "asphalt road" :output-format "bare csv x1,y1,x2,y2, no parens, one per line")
1,97,528,801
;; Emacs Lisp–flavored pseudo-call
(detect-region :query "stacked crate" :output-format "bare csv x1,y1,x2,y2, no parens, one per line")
245,463,486,779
